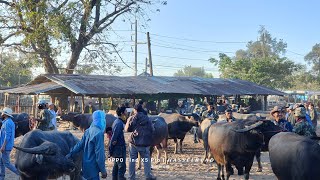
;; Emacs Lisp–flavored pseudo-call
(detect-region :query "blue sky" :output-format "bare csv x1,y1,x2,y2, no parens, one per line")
109,0,319,77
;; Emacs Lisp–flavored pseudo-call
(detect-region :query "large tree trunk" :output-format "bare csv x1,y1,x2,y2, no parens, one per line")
66,44,84,74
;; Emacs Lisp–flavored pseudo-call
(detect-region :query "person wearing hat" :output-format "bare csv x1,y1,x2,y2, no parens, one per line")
286,105,296,126
202,102,219,121
33,100,53,131
292,107,316,137
308,103,318,129
125,104,156,180
270,106,293,132
220,109,237,123
0,107,20,179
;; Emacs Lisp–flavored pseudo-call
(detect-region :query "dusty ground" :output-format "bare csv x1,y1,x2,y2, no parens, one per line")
6,121,279,180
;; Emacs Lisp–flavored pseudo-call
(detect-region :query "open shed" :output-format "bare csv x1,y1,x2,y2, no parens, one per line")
0,74,285,114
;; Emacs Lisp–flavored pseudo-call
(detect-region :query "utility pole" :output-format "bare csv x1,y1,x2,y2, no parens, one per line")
147,32,153,76
145,58,148,74
134,20,138,76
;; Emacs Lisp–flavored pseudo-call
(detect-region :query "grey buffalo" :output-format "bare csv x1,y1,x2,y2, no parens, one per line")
60,112,116,132
269,132,320,180
159,113,199,154
15,130,82,180
208,120,282,180
197,118,216,163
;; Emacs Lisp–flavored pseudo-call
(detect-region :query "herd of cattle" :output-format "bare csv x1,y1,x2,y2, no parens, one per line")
5,109,320,180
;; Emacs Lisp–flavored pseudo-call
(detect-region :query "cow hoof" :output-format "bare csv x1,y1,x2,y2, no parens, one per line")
256,168,262,172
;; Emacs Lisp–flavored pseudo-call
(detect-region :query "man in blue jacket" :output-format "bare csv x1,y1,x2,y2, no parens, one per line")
125,104,156,180
0,107,20,179
67,110,107,180
109,106,127,180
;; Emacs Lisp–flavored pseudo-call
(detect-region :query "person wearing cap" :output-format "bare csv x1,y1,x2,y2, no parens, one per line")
219,109,237,123
286,105,296,126
125,104,156,180
0,107,20,179
66,110,107,179
109,106,127,180
270,106,293,132
308,103,318,129
293,107,316,137
202,102,219,120
33,100,53,131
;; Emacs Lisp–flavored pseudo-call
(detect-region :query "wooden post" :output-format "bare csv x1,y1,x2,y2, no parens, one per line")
31,95,37,116
35,94,39,117
3,93,8,107
50,95,56,104
263,95,268,111
69,93,75,112
98,97,102,110
157,99,161,113
17,94,21,113
81,95,85,114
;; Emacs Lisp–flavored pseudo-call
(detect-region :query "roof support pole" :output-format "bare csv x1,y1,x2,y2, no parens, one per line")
3,93,9,107
263,95,268,111
98,97,102,110
16,94,21,113
31,95,37,116
81,95,85,114
157,99,161,113
35,94,39,116
69,93,75,112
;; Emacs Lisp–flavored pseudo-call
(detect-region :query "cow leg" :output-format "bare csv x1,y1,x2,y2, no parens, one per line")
179,138,184,153
137,152,141,170
255,150,262,172
154,145,161,165
202,148,208,164
244,157,254,180
162,138,168,164
235,165,244,175
173,138,178,154
216,164,223,180
150,146,155,170
225,163,233,179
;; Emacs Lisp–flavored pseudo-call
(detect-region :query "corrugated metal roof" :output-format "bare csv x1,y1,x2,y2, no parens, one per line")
22,74,285,96
0,82,63,94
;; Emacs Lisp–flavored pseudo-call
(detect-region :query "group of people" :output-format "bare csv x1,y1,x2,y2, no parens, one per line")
271,103,317,137
66,102,156,180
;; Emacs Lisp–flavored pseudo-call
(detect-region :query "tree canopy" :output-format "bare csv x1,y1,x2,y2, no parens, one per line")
209,26,301,90
0,53,33,87
174,66,213,78
0,0,166,74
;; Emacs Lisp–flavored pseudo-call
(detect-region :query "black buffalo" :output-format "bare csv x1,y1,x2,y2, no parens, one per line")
15,130,82,180
159,113,199,154
0,113,31,138
269,132,320,180
60,112,116,132
208,119,282,180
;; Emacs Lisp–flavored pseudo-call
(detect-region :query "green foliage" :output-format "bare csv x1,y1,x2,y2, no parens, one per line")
210,26,301,90
173,66,213,78
0,53,33,87
305,44,320,77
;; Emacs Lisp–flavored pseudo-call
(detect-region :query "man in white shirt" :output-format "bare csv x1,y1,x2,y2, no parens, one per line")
48,102,58,130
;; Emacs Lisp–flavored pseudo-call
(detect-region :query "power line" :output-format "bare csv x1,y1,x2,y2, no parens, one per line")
152,44,234,54
287,50,305,57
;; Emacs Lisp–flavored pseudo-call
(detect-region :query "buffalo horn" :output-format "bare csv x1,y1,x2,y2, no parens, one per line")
235,121,263,133
14,141,56,155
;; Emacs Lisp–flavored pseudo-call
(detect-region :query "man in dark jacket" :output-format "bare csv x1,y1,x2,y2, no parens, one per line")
125,104,156,180
109,107,126,180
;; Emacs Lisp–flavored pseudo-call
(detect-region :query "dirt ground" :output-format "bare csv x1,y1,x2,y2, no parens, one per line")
6,121,280,180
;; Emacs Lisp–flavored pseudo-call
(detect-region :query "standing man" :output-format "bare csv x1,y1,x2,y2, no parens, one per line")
270,106,293,132
66,110,107,180
125,104,156,180
286,105,296,126
48,102,58,130
308,103,318,129
293,107,316,137
220,109,236,123
202,102,219,120
84,101,96,114
33,100,53,131
0,107,20,179
109,107,127,180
